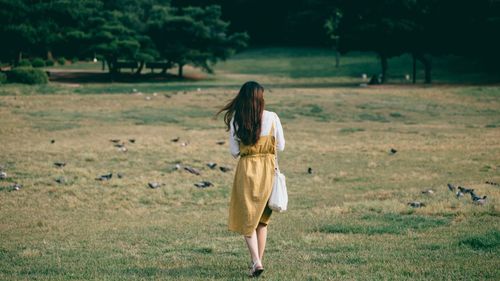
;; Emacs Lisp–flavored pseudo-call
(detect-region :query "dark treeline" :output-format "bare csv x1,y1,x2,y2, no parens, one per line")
0,0,248,76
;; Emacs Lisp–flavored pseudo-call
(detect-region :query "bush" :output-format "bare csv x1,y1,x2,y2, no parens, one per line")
57,57,66,65
71,57,79,63
45,59,55,66
18,59,31,67
0,72,7,84
8,67,49,84
31,58,46,68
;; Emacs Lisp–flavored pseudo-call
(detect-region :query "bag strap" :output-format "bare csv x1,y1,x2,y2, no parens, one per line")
271,120,280,172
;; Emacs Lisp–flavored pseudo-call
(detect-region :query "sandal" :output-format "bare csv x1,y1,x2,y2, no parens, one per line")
248,261,264,278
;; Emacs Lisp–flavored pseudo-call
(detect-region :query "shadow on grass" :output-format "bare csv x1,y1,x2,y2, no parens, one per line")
459,230,500,251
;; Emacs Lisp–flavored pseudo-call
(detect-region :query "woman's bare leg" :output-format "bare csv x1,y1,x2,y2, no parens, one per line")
256,223,268,261
244,230,261,266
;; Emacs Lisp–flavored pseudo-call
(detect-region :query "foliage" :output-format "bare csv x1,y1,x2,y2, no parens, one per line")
45,59,55,66
31,57,45,67
18,59,31,67
57,57,66,65
7,67,49,84
0,71,6,84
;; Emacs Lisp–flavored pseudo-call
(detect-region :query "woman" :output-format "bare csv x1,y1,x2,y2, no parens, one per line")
218,81,285,277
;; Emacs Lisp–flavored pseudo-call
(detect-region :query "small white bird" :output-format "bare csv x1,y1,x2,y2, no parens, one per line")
0,171,7,179
408,201,425,208
148,182,162,189
421,189,434,195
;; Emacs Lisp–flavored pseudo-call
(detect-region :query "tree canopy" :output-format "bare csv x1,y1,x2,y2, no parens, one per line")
0,0,248,77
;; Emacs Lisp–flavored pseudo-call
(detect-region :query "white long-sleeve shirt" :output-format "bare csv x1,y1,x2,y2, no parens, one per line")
229,110,285,158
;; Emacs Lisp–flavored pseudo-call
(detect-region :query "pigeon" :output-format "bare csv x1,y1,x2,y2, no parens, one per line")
421,189,434,195
54,162,66,168
110,139,121,143
408,201,425,208
485,181,499,186
128,139,136,143
117,173,124,179
180,141,189,147
307,167,313,174
207,162,217,169
447,183,456,191
148,182,161,189
456,191,464,198
470,191,487,202
473,196,487,205
173,164,182,171
0,171,6,179
219,166,232,173
194,181,214,188
390,148,398,154
118,147,128,152
50,139,55,144
55,177,65,184
11,183,22,191
458,186,474,194
184,166,201,175
164,94,172,98
171,137,180,142
216,141,225,145
114,143,125,148
95,173,113,181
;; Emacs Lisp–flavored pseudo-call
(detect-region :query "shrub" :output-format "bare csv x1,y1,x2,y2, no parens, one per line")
0,72,7,84
8,67,49,84
57,57,66,65
31,58,46,68
18,59,31,67
45,59,55,66
71,57,79,63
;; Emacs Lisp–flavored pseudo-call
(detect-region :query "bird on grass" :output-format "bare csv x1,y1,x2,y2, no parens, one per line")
148,182,162,189
207,162,217,169
219,166,232,173
117,173,124,179
110,139,120,143
194,181,213,188
95,173,112,181
390,148,398,154
180,141,189,147
308,167,313,174
473,196,487,205
172,164,182,171
118,147,128,153
171,137,180,142
55,177,65,184
184,166,201,175
485,181,499,186
54,162,66,168
456,191,464,198
11,183,22,191
50,139,55,144
408,201,425,208
128,139,136,143
114,143,125,148
421,189,434,195
447,183,456,192
0,171,6,180
458,186,474,194
216,141,225,145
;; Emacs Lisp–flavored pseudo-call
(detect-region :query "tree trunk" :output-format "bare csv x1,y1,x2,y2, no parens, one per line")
380,53,388,84
161,67,167,74
412,53,416,84
102,60,106,71
135,61,144,75
416,54,432,84
18,51,23,63
178,64,184,77
47,50,53,60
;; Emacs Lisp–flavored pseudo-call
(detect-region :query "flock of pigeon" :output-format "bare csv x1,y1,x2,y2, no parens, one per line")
407,183,491,208
0,136,232,192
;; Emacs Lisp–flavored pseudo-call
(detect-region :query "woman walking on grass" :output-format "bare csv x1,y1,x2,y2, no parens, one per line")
218,81,285,278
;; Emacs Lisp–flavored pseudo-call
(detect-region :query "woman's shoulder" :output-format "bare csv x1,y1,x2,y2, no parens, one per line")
263,110,278,119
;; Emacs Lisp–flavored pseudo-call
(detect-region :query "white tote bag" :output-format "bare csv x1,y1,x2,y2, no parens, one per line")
268,123,288,212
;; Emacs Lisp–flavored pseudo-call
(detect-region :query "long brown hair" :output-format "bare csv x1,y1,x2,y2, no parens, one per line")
217,81,265,146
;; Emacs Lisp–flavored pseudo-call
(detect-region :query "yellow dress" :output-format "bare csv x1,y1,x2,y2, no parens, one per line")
228,124,276,236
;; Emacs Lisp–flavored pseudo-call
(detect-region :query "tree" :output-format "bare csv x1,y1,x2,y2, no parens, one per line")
148,5,248,77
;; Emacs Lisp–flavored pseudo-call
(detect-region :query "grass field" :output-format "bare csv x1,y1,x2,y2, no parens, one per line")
1,48,500,280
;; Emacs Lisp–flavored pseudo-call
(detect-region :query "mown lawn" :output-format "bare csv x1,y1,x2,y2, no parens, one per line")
1,48,499,280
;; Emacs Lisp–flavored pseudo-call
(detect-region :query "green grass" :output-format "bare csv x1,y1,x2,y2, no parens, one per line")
1,48,499,280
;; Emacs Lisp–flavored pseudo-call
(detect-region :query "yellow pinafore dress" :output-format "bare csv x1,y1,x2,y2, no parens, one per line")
228,123,276,236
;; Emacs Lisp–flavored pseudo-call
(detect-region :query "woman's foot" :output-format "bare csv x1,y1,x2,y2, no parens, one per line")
248,261,264,278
